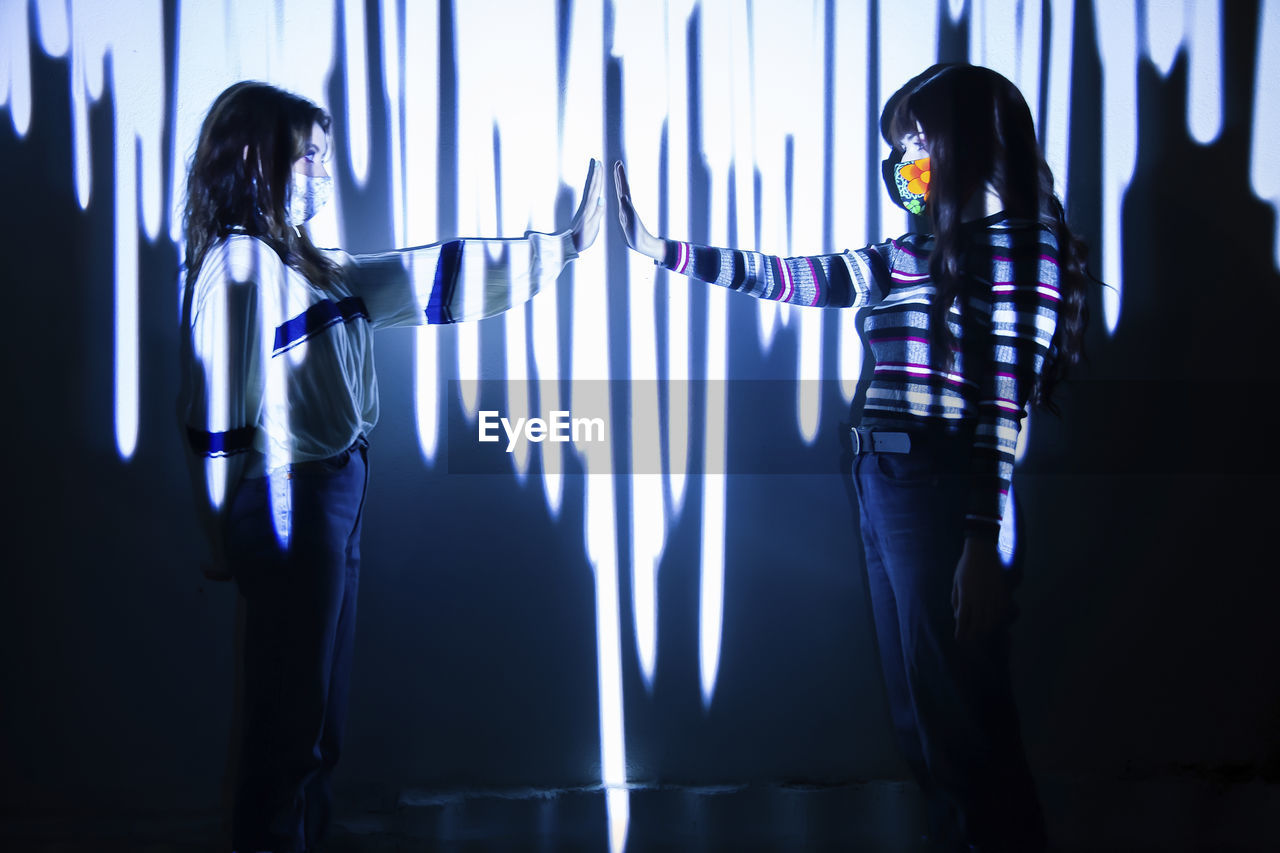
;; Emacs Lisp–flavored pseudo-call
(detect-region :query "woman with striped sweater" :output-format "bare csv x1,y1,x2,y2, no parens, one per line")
615,64,1091,853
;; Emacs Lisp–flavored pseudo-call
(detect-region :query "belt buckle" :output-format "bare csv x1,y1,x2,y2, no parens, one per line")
851,427,862,455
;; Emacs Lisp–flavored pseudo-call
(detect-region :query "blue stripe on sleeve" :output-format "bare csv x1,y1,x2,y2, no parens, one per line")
426,240,463,324
272,296,369,355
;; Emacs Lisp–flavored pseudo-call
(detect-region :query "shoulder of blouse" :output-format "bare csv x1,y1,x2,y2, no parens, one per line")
193,233,287,296
317,245,355,274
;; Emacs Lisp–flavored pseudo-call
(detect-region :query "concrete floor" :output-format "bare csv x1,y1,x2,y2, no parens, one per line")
2,776,1277,852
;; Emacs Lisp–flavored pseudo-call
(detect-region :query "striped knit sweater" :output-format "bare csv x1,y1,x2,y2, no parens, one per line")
661,212,1061,540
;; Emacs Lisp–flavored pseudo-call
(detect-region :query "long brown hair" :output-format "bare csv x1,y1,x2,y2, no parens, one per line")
882,64,1091,413
182,81,341,296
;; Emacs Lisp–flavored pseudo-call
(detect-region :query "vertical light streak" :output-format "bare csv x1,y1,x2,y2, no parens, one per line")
1094,0,1138,333
114,111,140,460
60,0,166,460
70,0,99,210
998,482,1016,566
169,1,224,245
257,240,294,548
1145,0,1183,76
565,2,628,847
200,284,231,512
1016,0,1043,127
401,0,441,462
971,0,1020,94
784,2,826,443
379,0,405,246
585,467,629,853
695,0,743,709
1186,0,1221,145
456,0,560,489
833,0,870,402
665,0,695,514
1044,0,1074,203
228,1,270,75
1,0,32,137
615,0,671,686
1014,406,1029,462
747,0,825,440
747,3,782,354
36,0,70,57
342,0,370,185
1253,0,1280,268
877,0,936,247
532,259,566,514
503,0,565,512
504,255,534,482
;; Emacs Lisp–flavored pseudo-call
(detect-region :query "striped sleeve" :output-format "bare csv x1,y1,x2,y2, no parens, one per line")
344,229,576,328
660,239,886,309
964,227,1062,540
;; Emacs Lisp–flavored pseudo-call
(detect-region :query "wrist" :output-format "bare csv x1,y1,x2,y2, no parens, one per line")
963,532,1000,553
638,234,664,263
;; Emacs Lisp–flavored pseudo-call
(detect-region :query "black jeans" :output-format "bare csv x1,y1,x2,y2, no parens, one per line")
225,437,369,853
852,430,1045,853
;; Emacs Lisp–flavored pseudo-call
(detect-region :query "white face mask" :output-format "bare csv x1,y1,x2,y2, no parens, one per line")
286,172,333,225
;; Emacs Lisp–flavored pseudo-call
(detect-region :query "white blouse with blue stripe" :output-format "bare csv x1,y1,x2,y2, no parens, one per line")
180,228,575,525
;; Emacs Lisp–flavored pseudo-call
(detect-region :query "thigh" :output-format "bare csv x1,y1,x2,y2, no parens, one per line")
857,440,969,620
228,449,366,588
227,451,367,735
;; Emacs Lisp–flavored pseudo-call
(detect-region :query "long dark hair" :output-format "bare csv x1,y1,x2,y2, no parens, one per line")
882,64,1091,413
182,81,341,296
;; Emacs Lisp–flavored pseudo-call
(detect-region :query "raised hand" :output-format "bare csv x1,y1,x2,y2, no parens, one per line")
613,160,666,261
566,158,605,254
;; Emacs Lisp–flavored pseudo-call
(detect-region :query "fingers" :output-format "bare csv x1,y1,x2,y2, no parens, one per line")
954,600,970,642
613,161,632,230
613,159,630,202
570,159,602,228
612,159,644,251
569,159,605,252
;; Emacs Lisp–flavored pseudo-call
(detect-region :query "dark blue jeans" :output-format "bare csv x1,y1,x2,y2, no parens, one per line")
852,430,1045,853
225,437,369,853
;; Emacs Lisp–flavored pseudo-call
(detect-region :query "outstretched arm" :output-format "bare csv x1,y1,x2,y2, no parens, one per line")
614,159,881,309
345,159,605,327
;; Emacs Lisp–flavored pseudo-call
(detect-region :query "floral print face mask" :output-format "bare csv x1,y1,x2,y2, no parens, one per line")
892,156,931,216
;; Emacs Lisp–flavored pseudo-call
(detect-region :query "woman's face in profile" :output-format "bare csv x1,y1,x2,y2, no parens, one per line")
294,122,330,178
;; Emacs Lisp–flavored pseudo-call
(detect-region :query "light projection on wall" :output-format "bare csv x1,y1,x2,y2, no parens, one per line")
2,1,1264,850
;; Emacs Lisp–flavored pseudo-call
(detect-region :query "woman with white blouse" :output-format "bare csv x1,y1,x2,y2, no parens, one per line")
178,80,602,853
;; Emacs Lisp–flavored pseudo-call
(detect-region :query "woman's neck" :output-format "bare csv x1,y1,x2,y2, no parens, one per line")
961,183,1003,222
